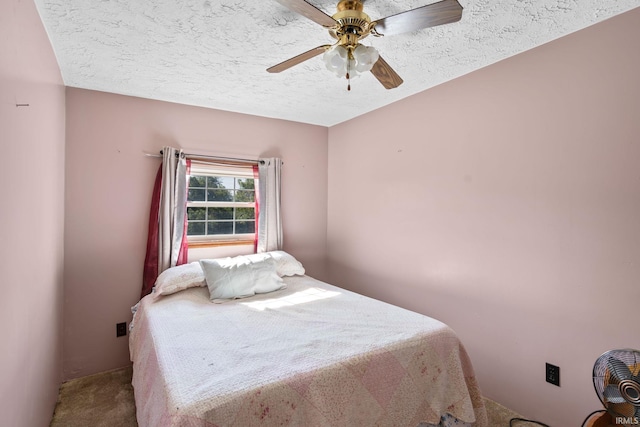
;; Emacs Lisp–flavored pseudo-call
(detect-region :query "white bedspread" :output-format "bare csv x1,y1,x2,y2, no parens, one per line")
130,275,487,427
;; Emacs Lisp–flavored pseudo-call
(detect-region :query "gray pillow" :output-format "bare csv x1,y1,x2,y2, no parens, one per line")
200,256,285,303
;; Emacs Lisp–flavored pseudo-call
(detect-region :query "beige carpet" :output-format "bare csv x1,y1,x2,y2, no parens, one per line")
50,366,529,426
50,366,137,427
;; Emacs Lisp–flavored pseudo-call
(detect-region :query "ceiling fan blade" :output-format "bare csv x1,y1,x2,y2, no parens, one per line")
370,55,403,89
372,0,463,36
273,0,337,28
267,45,331,73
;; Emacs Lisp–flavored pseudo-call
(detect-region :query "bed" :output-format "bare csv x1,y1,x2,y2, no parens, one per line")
129,252,488,427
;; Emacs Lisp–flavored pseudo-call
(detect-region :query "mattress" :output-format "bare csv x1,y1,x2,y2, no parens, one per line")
129,275,488,427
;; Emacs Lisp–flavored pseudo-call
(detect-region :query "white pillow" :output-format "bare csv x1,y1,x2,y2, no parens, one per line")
244,251,305,277
153,262,206,297
200,256,285,303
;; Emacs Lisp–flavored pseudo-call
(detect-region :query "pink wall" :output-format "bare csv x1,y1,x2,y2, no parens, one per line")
64,89,328,379
0,0,66,426
327,8,640,427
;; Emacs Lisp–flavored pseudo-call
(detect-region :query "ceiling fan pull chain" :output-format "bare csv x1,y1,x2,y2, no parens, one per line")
346,50,351,91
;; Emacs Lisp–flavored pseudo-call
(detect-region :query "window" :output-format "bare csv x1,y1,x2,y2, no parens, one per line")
186,164,256,244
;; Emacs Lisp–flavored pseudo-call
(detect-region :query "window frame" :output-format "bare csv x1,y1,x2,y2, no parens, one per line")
186,163,257,247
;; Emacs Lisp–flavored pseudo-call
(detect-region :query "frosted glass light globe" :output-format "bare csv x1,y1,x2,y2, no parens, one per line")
323,45,348,76
353,44,379,73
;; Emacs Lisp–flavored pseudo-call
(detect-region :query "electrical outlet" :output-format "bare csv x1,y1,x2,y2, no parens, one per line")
116,322,127,337
546,363,560,386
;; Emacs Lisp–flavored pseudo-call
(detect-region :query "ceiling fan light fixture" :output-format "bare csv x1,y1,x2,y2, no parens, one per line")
322,43,378,78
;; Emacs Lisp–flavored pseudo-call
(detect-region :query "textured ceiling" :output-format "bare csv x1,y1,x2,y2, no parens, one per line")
35,0,640,126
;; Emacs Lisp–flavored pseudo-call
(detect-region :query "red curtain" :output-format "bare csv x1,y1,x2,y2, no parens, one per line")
141,165,162,299
141,159,191,299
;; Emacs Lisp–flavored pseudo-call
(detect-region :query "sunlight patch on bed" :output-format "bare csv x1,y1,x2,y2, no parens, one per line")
241,288,340,311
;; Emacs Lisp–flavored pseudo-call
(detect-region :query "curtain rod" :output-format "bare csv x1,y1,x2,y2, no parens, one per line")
143,150,264,165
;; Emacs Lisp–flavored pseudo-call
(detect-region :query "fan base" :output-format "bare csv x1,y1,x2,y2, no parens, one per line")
585,411,637,427
584,412,613,427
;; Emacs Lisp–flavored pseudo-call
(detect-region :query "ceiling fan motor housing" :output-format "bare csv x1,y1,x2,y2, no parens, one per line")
329,0,373,45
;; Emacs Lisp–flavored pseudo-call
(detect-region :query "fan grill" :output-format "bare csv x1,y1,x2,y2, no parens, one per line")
593,349,640,419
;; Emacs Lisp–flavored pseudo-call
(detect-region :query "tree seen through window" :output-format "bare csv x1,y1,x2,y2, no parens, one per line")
187,175,255,238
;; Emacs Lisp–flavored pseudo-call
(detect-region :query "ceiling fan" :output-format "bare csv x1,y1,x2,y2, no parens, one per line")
267,0,463,90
